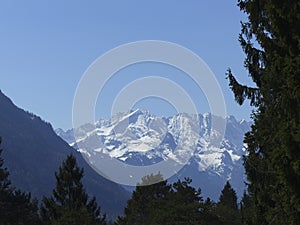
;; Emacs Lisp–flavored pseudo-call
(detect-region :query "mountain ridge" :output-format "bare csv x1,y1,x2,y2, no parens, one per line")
0,90,130,218
57,109,251,200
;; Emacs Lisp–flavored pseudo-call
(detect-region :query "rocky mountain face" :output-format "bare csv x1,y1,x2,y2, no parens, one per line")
57,109,251,200
0,90,130,218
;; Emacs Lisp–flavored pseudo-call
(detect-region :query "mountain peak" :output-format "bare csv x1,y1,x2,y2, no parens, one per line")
0,90,17,109
57,111,250,200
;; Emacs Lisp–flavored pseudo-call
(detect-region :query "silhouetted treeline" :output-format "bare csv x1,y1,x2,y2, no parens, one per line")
0,137,106,225
1,136,252,225
115,173,246,225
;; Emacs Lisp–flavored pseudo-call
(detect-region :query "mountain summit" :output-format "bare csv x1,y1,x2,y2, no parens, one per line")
57,109,251,200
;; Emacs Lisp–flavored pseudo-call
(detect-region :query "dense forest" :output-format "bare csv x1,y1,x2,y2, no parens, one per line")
0,137,245,225
1,0,300,224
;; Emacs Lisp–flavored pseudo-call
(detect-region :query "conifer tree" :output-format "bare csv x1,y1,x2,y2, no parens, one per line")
227,0,300,224
201,198,223,225
160,178,203,225
216,181,241,225
40,154,106,225
218,181,238,210
116,173,171,225
117,175,222,225
240,192,255,225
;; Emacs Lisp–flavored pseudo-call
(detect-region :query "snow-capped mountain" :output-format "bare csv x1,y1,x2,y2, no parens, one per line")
56,109,251,200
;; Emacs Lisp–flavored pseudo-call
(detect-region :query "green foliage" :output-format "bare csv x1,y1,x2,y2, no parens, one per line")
218,181,238,210
216,181,241,225
116,173,171,225
0,136,41,225
1,191,41,225
240,192,256,225
116,174,227,225
40,154,106,225
150,178,204,225
228,0,300,224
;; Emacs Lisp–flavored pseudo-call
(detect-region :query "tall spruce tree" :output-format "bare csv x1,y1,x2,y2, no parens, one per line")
115,173,171,225
0,136,41,225
227,0,300,224
216,181,241,225
218,181,238,210
117,175,223,225
157,178,206,225
40,154,106,225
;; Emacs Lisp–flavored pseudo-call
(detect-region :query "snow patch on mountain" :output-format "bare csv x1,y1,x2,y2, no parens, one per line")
56,110,251,199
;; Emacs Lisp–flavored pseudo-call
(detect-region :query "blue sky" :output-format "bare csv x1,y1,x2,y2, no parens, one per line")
0,1,254,130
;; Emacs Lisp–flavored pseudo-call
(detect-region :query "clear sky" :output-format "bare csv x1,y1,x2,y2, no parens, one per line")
0,1,255,130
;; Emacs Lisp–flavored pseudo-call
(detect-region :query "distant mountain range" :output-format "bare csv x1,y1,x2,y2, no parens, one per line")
57,109,251,200
0,90,130,219
0,88,251,218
